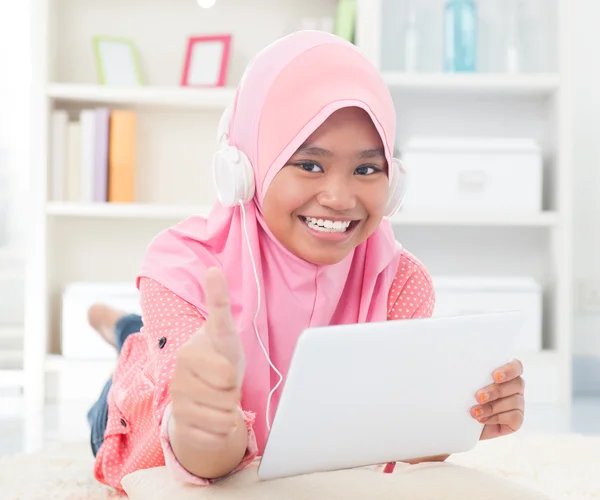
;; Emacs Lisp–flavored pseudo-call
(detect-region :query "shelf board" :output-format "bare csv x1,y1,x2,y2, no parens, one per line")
390,210,558,227
46,75,559,108
382,73,560,96
47,83,235,110
47,202,558,227
46,202,212,219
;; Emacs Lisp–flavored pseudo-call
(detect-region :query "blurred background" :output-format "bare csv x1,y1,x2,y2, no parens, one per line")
0,0,598,454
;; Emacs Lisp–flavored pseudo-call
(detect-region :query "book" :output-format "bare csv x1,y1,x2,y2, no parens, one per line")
94,108,110,202
66,121,81,202
108,110,136,203
50,108,137,204
80,109,96,202
50,110,68,201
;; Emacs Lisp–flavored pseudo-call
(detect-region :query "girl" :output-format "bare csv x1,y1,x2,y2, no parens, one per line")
87,30,525,494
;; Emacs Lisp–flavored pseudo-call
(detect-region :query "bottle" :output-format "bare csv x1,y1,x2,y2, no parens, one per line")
444,0,477,72
404,2,418,72
505,0,520,73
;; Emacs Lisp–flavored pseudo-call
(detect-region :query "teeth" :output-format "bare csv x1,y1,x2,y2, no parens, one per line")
303,217,352,233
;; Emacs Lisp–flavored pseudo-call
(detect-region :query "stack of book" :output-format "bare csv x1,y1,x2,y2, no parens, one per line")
50,109,137,203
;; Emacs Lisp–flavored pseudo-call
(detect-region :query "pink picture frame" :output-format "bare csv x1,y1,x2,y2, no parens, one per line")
181,35,232,87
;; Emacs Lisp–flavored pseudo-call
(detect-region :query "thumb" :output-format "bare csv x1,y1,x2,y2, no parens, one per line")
204,267,240,362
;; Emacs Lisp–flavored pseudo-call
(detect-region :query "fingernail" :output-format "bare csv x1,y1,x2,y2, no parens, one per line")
478,417,488,423
473,408,483,418
478,392,489,403
494,372,505,383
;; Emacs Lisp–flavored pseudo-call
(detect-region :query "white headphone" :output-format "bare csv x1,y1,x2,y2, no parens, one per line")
212,105,407,217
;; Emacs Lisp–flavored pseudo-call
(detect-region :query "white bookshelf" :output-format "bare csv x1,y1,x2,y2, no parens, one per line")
25,0,574,418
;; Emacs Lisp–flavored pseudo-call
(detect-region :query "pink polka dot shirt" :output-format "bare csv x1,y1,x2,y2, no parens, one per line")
93,250,435,494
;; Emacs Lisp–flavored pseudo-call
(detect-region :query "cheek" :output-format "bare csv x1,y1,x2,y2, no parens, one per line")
262,176,310,233
362,179,389,216
265,184,305,219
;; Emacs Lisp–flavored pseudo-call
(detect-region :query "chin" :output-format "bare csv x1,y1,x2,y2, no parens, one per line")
297,247,351,266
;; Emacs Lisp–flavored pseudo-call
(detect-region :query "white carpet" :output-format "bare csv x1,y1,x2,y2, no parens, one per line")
0,434,599,499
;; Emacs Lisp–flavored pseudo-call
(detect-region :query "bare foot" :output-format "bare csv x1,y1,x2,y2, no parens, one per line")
87,304,127,348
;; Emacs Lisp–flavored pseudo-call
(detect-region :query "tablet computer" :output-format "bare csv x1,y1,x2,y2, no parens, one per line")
257,311,523,480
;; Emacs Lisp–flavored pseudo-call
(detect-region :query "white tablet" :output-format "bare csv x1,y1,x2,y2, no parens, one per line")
257,311,523,480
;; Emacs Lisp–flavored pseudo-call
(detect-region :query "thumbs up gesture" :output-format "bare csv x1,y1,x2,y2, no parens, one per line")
169,267,246,450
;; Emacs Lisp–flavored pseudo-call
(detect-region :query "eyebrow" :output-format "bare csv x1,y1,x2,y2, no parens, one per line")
294,144,385,159
358,148,385,159
295,145,333,157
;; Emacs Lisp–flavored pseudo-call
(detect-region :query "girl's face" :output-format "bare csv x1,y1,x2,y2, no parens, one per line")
262,107,389,266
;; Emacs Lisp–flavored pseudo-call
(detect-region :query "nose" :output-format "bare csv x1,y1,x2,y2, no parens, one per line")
316,174,357,212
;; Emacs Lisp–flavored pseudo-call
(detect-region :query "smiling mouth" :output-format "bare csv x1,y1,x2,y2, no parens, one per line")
298,216,360,233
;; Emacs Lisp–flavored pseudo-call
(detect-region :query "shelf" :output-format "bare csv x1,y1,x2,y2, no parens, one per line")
46,202,213,219
47,83,235,110
382,73,561,97
46,203,558,227
390,210,558,227
46,75,560,109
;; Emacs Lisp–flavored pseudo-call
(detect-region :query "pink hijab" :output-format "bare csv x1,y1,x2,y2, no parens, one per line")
138,31,402,453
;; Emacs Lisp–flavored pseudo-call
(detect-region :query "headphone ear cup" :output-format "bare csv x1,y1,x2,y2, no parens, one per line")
212,146,255,207
385,158,407,218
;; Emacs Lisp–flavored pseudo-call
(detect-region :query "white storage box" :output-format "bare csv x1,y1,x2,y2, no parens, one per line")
400,137,543,212
432,276,542,354
61,282,141,360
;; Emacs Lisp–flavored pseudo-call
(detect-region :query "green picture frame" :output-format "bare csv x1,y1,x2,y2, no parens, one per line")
334,0,357,44
93,36,144,86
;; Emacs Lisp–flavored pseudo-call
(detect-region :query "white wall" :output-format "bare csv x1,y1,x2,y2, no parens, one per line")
572,0,600,395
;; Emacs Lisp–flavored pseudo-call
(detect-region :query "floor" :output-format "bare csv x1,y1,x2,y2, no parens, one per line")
1,396,600,457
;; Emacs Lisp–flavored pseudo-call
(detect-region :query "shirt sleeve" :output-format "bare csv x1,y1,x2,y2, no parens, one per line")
387,251,436,320
139,277,259,486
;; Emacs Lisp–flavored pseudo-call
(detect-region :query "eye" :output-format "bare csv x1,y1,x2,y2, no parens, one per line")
296,161,324,173
355,165,382,176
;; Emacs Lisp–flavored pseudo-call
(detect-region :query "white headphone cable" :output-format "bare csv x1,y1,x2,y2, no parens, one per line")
239,201,283,431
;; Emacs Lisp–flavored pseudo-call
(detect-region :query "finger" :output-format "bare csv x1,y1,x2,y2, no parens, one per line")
479,410,524,440
204,267,236,341
471,394,524,421
475,376,524,404
491,359,523,384
172,401,239,436
181,427,230,450
169,371,240,411
175,342,238,391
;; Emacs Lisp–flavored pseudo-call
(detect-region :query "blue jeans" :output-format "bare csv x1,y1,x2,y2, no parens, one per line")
87,314,143,457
